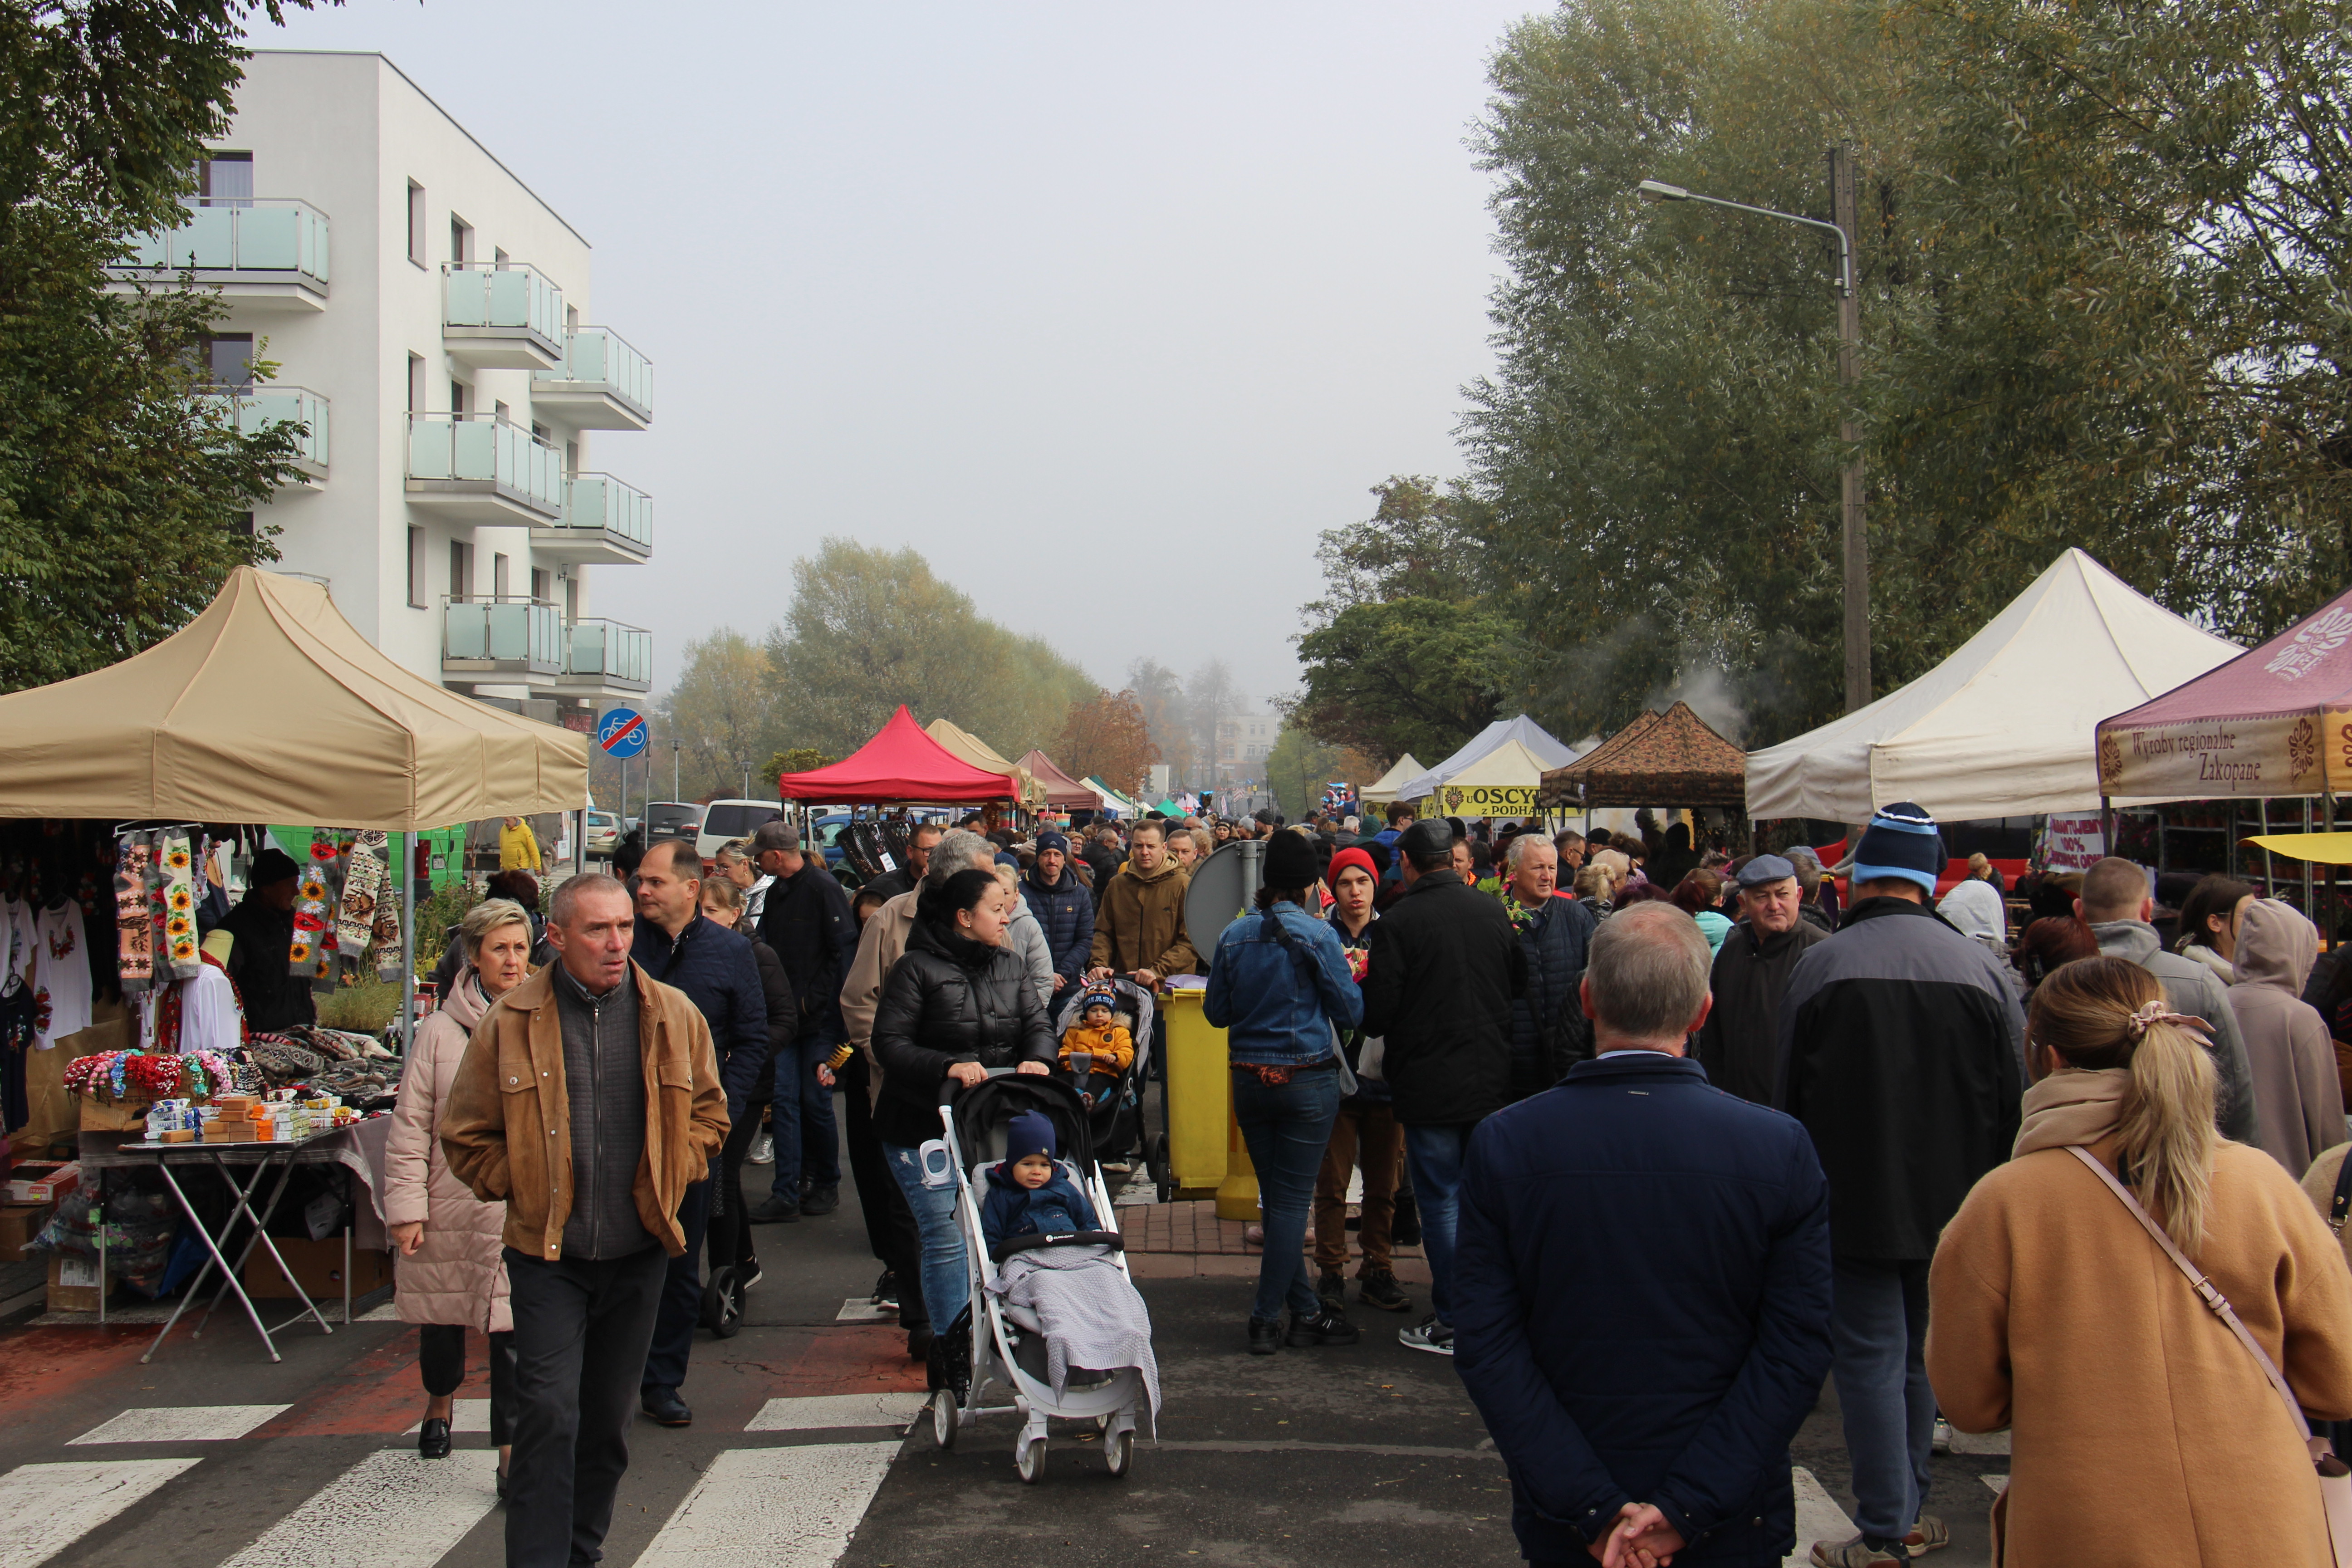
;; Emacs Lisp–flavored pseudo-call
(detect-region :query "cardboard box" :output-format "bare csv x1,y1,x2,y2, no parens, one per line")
4,1163,78,1205
78,1096,150,1133
0,1203,49,1263
244,1238,390,1300
46,1252,103,1313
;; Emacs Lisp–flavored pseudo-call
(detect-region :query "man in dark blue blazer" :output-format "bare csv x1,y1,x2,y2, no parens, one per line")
1454,903,1833,1567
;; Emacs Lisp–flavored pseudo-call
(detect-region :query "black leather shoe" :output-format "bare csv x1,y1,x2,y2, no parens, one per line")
745,1198,801,1224
1247,1316,1281,1356
417,1416,451,1459
908,1325,934,1362
640,1388,692,1427
495,1466,508,1503
801,1184,840,1217
1288,1308,1360,1347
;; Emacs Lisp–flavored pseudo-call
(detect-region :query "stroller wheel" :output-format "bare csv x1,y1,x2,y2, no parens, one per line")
930,1388,959,1450
700,1267,743,1338
1105,1427,1134,1477
1149,1132,1173,1203
1016,1434,1046,1483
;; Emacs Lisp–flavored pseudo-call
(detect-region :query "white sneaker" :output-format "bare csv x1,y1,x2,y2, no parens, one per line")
747,1132,774,1166
1397,1315,1454,1356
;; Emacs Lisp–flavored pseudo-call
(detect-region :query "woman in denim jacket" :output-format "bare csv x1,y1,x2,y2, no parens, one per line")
1204,829,1364,1355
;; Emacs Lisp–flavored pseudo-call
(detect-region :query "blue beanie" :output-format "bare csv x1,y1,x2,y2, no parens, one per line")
1852,802,1944,896
1005,1110,1056,1163
1035,830,1069,854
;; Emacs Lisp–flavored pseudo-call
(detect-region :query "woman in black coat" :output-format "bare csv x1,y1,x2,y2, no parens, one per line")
698,878,795,1287
871,868,1054,1346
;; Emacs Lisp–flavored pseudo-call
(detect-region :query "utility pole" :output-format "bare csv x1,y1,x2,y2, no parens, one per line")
1830,145,1871,713
672,737,680,803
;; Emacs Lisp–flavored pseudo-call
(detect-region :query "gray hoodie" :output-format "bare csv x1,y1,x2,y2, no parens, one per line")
2228,899,2342,1176
2091,920,2262,1146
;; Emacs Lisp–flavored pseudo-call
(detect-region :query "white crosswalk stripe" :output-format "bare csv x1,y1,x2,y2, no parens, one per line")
0,1458,204,1568
403,1398,493,1435
219,1448,500,1568
1787,1465,1860,1568
69,1404,290,1445
634,1443,900,1568
745,1392,925,1431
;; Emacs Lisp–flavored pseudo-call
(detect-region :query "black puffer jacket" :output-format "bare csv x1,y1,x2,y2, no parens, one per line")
1360,869,1528,1127
747,939,798,1104
871,917,1056,1147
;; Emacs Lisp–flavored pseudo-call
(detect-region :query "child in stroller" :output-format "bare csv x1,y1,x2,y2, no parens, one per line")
1057,986,1134,1108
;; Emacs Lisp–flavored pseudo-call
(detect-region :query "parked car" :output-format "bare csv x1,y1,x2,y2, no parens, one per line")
642,801,702,846
585,811,621,859
811,811,853,868
696,799,784,864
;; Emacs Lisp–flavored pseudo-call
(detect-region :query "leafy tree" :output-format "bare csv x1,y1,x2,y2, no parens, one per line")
1184,658,1245,771
0,0,316,691
1056,690,1160,800
658,629,782,799
765,538,1094,760
1126,657,1198,787
1292,598,1518,763
1265,727,1386,821
765,747,838,780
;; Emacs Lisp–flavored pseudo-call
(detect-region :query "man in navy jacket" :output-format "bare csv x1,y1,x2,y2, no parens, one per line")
1455,903,1833,1567
1019,831,1094,997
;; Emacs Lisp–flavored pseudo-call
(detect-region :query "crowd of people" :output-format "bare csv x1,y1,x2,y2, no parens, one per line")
379,792,2352,1568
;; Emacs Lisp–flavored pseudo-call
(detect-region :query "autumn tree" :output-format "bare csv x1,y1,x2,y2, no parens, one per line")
659,629,781,799
1056,690,1160,800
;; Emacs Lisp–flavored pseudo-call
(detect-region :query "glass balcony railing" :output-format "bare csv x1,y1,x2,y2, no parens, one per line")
118,198,330,290
444,261,564,349
560,474,652,549
536,328,653,421
200,385,329,474
565,619,652,688
443,597,562,674
407,413,564,517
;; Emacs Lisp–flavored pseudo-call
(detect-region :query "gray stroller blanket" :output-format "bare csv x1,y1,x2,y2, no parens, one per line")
989,1245,1161,1426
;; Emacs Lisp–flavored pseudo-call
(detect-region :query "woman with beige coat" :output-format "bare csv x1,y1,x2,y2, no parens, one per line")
1927,956,2352,1567
387,897,531,1484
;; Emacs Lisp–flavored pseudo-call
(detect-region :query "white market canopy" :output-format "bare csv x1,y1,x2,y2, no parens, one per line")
0,567,588,828
1357,753,1426,806
1412,738,1550,820
1396,715,1578,803
1745,548,2242,823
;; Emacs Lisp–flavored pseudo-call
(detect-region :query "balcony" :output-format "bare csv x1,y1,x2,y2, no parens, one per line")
442,261,564,369
112,198,331,310
531,473,652,565
555,618,653,696
406,413,564,524
531,328,653,431
443,597,562,682
201,385,329,487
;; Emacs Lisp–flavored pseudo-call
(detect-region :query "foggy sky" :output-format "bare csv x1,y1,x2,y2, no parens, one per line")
262,0,1534,712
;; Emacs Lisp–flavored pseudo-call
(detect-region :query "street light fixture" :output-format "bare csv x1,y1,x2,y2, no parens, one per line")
1638,152,1871,712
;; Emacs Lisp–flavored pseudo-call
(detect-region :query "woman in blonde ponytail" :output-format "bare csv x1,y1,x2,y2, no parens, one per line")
1927,956,2352,1567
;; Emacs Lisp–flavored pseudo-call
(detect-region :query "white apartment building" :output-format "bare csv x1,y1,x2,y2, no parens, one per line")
110,50,653,727
1214,710,1279,779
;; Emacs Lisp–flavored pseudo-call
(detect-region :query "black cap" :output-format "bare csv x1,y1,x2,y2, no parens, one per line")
1398,818,1453,864
1262,829,1319,889
251,847,300,886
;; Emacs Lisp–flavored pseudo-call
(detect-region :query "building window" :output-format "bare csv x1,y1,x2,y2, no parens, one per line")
493,246,508,269
531,420,551,444
566,304,579,332
196,332,253,388
450,379,468,416
493,553,510,600
408,528,427,609
564,576,578,622
565,441,578,476
531,568,550,604
407,354,426,413
407,181,427,266
233,510,255,536
449,540,473,603
197,151,252,204
450,215,473,265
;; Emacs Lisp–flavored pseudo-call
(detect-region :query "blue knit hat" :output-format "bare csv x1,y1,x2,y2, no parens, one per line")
1005,1110,1057,1163
1852,802,1944,896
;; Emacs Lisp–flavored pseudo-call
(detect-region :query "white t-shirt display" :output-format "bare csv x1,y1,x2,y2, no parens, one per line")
32,903,93,1049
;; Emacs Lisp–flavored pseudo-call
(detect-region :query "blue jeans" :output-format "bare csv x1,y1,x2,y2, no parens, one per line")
884,1143,969,1333
1403,1122,1475,1324
1231,1066,1342,1323
769,1033,842,1202
1831,1256,1935,1540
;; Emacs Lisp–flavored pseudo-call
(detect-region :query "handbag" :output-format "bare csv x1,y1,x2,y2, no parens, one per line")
2067,1145,2352,1565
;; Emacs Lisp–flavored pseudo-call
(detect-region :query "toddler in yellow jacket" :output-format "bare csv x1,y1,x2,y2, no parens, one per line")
1059,986,1133,1104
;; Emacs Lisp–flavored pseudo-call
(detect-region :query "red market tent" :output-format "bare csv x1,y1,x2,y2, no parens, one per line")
777,706,1019,804
1014,748,1100,811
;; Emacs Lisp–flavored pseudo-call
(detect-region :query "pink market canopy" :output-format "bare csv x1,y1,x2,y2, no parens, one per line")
2098,586,2352,799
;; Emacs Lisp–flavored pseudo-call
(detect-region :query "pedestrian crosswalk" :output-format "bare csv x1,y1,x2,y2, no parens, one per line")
0,1392,915,1568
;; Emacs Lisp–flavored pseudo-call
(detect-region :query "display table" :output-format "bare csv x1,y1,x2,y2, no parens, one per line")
84,1126,375,1364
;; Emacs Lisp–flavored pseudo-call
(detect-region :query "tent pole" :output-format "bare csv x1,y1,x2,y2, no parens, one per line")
2261,796,2273,899
2328,787,2339,941
401,830,416,1055
2307,796,2316,914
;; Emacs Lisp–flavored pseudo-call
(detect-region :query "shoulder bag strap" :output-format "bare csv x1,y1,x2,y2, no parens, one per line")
2063,1145,2313,1439
2332,1149,2352,1235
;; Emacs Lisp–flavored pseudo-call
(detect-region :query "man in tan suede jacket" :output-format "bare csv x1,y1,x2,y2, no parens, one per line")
441,872,727,1568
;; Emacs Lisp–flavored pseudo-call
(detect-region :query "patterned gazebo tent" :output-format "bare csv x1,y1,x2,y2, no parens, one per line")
1540,702,1746,809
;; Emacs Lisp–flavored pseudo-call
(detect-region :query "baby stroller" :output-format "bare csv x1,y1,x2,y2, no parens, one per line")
924,1070,1147,1482
1049,975,1156,1178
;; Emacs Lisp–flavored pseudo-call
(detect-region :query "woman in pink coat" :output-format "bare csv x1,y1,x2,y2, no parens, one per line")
387,897,532,1484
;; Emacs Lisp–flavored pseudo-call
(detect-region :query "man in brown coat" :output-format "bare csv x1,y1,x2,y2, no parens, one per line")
441,872,728,1568
1086,820,1196,984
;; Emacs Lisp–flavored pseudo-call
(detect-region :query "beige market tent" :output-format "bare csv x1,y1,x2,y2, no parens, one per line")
924,718,1045,808
1745,549,2241,823
1358,754,1426,807
0,567,588,827
1413,739,1549,820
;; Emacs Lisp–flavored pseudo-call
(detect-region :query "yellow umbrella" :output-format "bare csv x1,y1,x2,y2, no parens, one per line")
2241,833,2352,865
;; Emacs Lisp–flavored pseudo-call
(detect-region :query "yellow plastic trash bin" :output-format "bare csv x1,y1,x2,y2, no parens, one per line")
1158,986,1258,1217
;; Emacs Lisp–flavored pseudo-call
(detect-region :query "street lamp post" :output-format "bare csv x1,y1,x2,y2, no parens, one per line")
1639,148,1872,714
